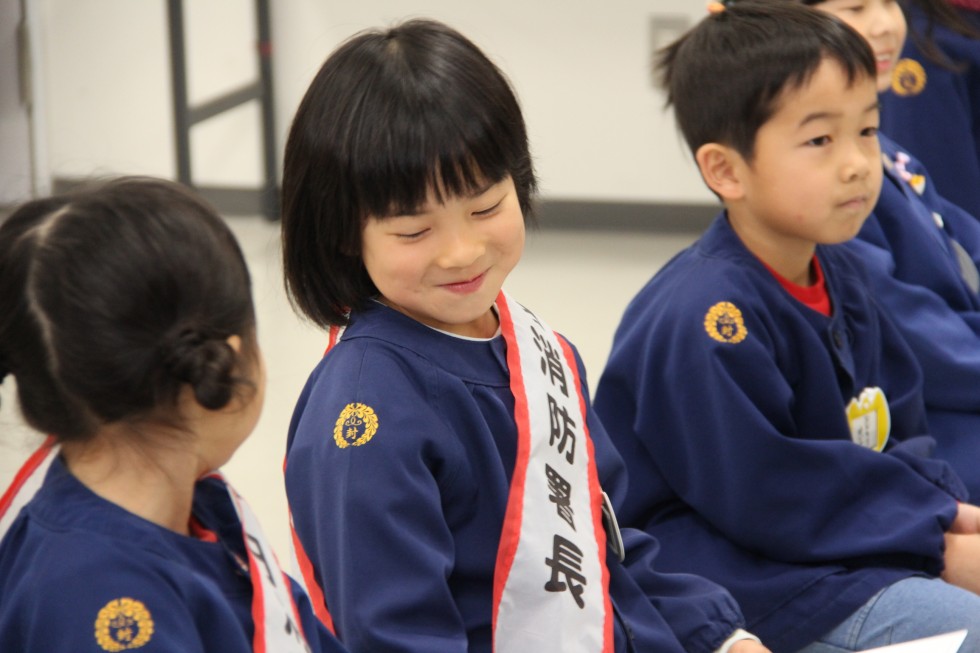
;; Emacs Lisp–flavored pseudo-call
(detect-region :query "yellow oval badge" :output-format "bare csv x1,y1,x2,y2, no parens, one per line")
704,302,747,344
334,403,379,448
94,598,154,651
846,387,891,452
891,58,927,97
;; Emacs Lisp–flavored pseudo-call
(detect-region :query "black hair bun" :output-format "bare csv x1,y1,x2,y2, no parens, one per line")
166,330,237,410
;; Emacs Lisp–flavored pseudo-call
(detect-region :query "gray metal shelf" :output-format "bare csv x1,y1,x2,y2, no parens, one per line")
166,0,278,220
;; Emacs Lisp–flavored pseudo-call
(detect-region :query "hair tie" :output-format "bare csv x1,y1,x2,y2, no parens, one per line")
707,0,728,14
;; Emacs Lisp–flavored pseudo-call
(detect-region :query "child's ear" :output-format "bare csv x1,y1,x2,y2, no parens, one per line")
225,335,242,354
695,143,745,201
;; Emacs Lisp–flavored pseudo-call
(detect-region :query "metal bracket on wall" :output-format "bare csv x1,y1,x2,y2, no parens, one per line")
167,0,278,220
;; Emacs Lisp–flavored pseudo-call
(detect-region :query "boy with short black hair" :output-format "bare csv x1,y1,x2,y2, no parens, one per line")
594,3,980,653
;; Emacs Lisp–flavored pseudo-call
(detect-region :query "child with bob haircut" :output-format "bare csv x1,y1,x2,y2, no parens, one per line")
0,177,349,653
593,3,980,653
281,17,768,653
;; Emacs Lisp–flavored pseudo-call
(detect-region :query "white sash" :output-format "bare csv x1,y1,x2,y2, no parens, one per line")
0,440,312,653
215,472,313,653
493,291,613,653
289,299,614,651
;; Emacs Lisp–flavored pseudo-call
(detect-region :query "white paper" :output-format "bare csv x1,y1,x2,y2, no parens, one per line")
860,630,967,653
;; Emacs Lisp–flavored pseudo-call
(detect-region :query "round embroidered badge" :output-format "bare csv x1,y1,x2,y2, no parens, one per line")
891,59,927,96
333,402,379,448
94,598,154,651
704,302,747,344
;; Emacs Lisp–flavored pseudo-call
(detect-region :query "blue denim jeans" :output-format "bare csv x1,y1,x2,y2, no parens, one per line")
795,577,980,653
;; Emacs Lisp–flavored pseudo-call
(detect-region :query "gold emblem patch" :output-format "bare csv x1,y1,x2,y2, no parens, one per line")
891,58,927,96
704,302,747,344
334,402,379,448
94,598,154,651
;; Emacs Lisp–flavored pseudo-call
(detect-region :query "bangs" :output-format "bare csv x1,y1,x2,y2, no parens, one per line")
348,100,516,220
335,23,528,220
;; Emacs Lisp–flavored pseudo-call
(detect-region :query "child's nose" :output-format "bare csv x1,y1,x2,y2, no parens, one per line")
437,224,485,268
866,3,895,37
842,145,872,182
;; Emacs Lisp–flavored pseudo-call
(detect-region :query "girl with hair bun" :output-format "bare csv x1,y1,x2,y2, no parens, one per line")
0,177,349,653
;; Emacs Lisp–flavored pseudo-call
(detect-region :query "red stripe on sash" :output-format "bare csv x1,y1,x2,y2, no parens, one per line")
249,540,270,653
491,293,532,641
0,436,56,521
325,325,342,354
211,471,316,652
290,510,336,633
558,334,614,652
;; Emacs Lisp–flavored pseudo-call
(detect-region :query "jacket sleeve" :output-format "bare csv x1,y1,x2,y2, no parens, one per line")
285,346,471,653
287,577,352,653
847,231,980,412
582,354,747,653
3,555,213,652
598,272,957,572
620,528,748,653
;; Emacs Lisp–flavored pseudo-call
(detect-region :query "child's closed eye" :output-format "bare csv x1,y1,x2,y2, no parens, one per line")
473,198,504,217
395,228,430,240
823,0,867,15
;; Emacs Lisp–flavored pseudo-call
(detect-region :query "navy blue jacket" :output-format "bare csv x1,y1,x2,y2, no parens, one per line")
285,300,745,653
0,457,347,653
848,133,980,497
595,215,965,653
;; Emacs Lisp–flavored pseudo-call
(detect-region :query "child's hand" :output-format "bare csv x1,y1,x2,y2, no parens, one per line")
942,532,980,594
730,639,772,653
950,502,980,534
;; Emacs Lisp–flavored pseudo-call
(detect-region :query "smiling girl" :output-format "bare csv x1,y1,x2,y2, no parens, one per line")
278,17,766,653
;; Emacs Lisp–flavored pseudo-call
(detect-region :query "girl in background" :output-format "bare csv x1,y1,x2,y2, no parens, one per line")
0,177,349,653
879,0,980,216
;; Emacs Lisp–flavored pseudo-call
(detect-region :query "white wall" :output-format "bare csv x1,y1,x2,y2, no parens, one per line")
37,0,714,204
40,0,172,180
